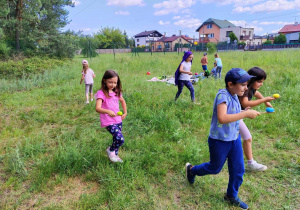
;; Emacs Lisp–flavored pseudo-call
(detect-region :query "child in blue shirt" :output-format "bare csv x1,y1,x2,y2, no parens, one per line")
185,68,260,209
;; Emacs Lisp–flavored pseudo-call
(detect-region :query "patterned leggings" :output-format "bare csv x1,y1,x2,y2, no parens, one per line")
106,122,124,155
175,80,195,102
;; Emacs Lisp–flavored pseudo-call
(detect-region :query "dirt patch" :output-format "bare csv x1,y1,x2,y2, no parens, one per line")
18,177,99,209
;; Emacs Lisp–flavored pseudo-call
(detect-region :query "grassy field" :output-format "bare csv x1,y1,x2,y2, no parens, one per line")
0,50,299,209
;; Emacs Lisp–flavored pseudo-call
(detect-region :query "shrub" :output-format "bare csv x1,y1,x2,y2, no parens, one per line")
207,42,217,54
0,41,11,59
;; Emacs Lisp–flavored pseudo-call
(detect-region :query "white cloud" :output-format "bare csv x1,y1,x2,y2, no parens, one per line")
107,0,145,7
80,28,91,32
115,11,130,15
199,0,264,6
72,0,80,6
159,20,170,25
174,18,201,28
233,0,298,13
153,0,196,16
173,16,181,19
259,21,293,25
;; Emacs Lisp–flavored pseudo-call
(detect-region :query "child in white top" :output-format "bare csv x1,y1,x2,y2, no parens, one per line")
174,51,195,102
80,60,96,104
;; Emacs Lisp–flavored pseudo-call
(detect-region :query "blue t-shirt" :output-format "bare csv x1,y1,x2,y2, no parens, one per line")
215,58,222,67
209,89,241,141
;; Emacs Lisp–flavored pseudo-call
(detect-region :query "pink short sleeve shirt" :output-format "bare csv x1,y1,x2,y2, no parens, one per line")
96,90,122,127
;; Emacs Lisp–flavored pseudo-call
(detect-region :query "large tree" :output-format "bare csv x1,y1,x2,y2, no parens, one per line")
95,27,126,49
274,33,287,44
0,0,74,56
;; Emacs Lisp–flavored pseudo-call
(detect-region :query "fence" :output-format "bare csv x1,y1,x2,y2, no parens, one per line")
96,49,131,54
217,43,300,51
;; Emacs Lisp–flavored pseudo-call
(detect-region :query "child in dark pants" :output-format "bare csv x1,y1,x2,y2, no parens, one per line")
185,68,260,209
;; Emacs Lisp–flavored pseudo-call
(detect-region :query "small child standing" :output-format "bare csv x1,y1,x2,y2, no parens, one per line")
80,60,96,105
174,51,195,102
95,70,127,163
185,68,260,209
201,53,208,78
214,53,223,79
239,67,275,171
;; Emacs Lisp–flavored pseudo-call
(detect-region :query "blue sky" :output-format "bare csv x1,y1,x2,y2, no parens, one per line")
64,0,300,38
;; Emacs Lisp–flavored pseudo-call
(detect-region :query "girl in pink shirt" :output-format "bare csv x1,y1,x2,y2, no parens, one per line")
95,70,127,163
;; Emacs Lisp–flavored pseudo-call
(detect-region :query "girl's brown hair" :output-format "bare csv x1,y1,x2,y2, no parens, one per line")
101,70,122,98
214,53,219,58
82,63,89,74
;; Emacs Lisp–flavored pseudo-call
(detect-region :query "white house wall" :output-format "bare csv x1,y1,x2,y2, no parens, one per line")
220,27,241,42
135,37,162,47
286,32,300,43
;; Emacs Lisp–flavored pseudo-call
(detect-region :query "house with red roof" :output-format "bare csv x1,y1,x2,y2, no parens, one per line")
154,35,192,52
278,22,300,43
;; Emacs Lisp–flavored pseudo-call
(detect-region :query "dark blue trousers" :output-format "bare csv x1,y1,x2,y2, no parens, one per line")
191,135,244,198
175,80,195,102
106,122,124,155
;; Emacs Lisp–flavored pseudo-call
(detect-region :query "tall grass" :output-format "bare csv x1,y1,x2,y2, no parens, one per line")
0,51,299,209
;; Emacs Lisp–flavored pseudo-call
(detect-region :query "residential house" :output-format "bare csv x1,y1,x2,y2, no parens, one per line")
195,18,236,43
154,35,192,52
253,35,275,45
196,18,254,44
133,30,163,48
278,22,300,43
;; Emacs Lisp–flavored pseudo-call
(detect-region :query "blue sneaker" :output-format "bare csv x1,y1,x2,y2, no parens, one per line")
224,194,249,209
185,163,195,184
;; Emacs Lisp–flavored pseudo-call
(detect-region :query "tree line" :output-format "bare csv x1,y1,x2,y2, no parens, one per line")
0,0,134,59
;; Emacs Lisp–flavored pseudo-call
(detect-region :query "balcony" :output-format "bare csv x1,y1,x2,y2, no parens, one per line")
240,35,250,40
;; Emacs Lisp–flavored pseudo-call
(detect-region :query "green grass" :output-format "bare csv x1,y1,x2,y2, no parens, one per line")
0,50,299,209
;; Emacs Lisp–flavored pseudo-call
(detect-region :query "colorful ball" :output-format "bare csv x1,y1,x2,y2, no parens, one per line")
266,107,275,113
273,94,280,98
117,111,123,116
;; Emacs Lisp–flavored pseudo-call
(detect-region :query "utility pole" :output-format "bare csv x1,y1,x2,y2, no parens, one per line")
179,30,182,52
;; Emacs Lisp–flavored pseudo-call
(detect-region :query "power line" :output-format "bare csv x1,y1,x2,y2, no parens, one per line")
73,0,98,16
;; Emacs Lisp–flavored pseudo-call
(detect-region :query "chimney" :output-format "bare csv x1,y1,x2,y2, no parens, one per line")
294,22,298,26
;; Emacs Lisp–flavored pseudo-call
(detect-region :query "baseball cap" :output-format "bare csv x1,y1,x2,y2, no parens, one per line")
225,68,255,84
82,60,88,65
203,52,207,56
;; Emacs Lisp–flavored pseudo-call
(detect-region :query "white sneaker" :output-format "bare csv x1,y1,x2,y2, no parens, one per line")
85,101,89,105
115,155,123,163
91,98,93,102
106,147,118,163
247,160,267,171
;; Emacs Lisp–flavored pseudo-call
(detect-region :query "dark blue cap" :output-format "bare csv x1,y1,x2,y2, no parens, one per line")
225,68,255,84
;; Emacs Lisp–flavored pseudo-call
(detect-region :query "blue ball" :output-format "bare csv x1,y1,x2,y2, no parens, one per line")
266,107,275,113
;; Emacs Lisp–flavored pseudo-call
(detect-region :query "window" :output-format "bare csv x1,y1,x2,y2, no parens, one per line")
158,45,162,49
137,39,139,42
207,24,212,29
208,33,214,38
137,44,140,47
226,31,232,37
249,31,251,36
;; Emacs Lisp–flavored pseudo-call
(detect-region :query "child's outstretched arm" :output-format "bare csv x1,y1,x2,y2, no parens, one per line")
254,91,273,108
96,99,116,117
240,92,274,108
217,103,260,124
119,97,127,120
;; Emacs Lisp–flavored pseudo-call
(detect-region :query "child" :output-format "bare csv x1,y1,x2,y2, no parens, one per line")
201,53,208,78
214,53,223,79
174,51,195,102
95,70,127,163
80,60,96,105
239,67,275,171
185,68,260,209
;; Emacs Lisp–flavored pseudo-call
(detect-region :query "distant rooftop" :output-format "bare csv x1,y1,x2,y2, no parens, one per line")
196,18,236,32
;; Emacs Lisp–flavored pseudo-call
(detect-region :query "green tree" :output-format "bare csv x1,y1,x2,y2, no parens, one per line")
79,35,98,58
95,27,126,49
207,42,217,54
0,0,75,57
274,33,287,44
263,40,272,45
229,32,238,42
299,33,300,43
